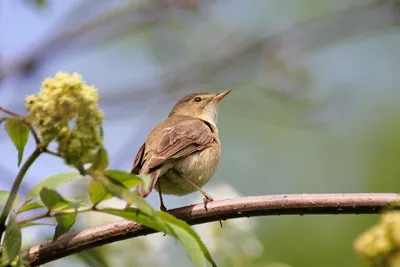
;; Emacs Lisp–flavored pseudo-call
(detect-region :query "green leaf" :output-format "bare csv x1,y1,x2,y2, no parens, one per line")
39,188,77,241
104,170,142,189
20,222,55,228
158,212,217,267
89,147,109,172
5,118,30,166
18,198,85,214
25,172,81,203
88,180,108,206
166,222,204,266
90,173,217,267
89,172,154,215
53,213,76,241
101,208,164,232
17,201,44,213
88,171,141,206
1,216,22,266
40,188,69,211
101,208,216,267
0,190,10,204
0,190,20,209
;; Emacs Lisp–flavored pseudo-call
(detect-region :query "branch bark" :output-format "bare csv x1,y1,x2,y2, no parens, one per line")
26,193,400,266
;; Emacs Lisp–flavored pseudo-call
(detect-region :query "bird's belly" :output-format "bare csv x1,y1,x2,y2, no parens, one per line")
157,146,220,196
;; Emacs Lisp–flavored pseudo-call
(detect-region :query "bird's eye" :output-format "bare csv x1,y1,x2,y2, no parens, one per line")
194,97,202,102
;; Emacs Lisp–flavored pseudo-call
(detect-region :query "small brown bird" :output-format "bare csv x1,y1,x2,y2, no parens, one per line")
131,89,231,211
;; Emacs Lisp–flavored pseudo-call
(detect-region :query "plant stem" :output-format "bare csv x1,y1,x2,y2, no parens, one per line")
0,106,19,117
0,106,41,145
17,207,93,226
43,148,63,158
0,147,42,240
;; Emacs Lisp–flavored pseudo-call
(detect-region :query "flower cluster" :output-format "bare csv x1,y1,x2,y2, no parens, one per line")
354,211,400,266
25,72,104,165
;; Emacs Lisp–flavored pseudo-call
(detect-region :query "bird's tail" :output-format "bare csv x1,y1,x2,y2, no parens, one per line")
135,169,161,198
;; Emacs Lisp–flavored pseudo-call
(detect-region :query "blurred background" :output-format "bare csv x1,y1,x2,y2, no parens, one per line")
1,0,400,266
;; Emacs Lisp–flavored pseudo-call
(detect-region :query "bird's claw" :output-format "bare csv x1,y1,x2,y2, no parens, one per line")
160,204,168,212
203,197,213,211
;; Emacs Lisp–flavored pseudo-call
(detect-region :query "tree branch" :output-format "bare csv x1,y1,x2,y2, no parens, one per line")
26,193,400,266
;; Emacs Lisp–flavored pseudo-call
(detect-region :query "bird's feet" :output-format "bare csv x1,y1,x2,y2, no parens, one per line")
160,203,168,212
202,196,222,227
203,196,214,211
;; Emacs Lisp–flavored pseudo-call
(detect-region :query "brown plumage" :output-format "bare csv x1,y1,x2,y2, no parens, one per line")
131,90,231,210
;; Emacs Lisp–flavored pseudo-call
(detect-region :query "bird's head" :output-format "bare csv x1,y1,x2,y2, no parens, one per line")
168,89,231,127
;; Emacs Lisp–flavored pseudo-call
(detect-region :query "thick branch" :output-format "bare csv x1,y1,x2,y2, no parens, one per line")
26,193,400,266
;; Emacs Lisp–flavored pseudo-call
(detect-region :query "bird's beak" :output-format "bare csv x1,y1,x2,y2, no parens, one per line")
213,89,232,102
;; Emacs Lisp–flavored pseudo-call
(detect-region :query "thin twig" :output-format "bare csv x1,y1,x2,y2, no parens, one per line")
17,207,92,226
18,212,50,225
0,106,20,117
0,106,41,145
25,193,400,266
43,148,63,158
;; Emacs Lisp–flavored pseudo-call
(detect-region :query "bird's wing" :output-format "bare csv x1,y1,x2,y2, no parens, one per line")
130,143,145,175
145,118,215,170
131,117,215,198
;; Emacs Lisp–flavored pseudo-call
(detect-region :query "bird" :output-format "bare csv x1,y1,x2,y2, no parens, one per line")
130,89,231,211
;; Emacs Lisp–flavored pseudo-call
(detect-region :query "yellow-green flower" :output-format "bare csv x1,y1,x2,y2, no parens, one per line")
25,71,104,165
354,211,400,266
